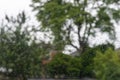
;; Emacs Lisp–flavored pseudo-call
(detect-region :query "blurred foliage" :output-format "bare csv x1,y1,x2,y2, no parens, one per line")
0,0,119,79
31,0,120,53
80,47,96,78
0,12,52,80
0,11,117,80
79,43,115,78
46,53,81,79
43,43,115,79
94,48,120,80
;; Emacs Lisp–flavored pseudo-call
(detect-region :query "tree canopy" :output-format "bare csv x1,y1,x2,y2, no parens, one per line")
31,0,120,54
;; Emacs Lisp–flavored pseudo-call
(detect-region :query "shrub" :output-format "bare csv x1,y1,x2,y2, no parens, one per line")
80,48,96,78
94,48,120,80
46,53,82,78
80,43,115,78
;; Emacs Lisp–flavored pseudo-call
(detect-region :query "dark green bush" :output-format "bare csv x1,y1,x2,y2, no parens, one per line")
46,53,82,78
79,43,114,78
80,48,96,78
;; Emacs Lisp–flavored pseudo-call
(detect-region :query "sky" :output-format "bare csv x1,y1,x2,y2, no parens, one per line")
0,0,120,49
0,0,32,17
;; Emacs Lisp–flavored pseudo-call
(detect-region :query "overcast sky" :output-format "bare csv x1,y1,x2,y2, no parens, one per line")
0,0,120,49
0,0,32,17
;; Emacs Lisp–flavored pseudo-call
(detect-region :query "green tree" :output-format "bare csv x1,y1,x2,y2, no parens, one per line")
94,48,120,80
31,0,120,54
0,12,44,80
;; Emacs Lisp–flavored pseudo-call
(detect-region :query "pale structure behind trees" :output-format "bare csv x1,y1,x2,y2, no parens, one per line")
41,50,61,78
42,50,60,65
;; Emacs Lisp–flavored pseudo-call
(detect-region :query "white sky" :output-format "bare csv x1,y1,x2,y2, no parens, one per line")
0,0,32,17
0,0,120,49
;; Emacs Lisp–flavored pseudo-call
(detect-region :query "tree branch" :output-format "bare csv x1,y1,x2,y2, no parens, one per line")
85,23,92,42
77,25,82,49
67,25,79,51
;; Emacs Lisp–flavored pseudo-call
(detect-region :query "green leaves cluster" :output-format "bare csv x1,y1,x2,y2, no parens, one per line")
79,43,114,77
40,43,115,79
46,53,81,78
94,48,120,80
0,12,49,80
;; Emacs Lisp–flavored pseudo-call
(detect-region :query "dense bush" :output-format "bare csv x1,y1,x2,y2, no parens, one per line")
80,47,96,78
80,43,115,78
94,48,120,80
46,53,82,78
0,12,49,80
